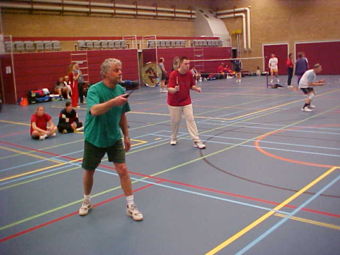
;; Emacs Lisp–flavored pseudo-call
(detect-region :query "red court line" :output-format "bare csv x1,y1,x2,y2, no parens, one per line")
1,140,339,218
255,124,340,169
0,182,160,243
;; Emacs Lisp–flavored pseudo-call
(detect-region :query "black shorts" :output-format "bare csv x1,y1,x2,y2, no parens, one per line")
301,88,314,94
82,140,126,170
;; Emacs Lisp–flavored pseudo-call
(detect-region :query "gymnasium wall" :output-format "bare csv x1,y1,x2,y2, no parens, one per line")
214,0,340,74
143,47,232,74
8,49,138,103
1,0,211,39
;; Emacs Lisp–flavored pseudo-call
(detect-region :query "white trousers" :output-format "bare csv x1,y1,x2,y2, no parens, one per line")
168,104,201,142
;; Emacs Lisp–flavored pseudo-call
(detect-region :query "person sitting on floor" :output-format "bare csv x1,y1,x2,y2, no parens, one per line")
224,64,236,76
57,101,83,134
217,63,226,79
30,106,57,140
54,76,68,99
63,75,72,99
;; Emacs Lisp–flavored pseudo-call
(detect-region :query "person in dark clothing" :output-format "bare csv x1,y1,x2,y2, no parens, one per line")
286,53,294,87
295,53,309,85
57,101,83,133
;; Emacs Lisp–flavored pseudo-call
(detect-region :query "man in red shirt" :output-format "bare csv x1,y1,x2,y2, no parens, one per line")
167,56,206,149
30,106,57,140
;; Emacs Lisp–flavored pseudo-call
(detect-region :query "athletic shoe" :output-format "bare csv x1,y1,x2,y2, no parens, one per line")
39,135,47,140
301,107,313,112
170,139,177,145
127,204,143,221
51,132,56,137
193,141,206,149
39,134,47,140
62,129,68,134
79,199,92,216
309,104,316,109
76,126,84,132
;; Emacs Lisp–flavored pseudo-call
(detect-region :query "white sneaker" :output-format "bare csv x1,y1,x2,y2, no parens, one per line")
79,199,92,216
51,132,56,137
301,107,313,112
170,139,177,145
309,104,316,109
39,134,47,140
193,141,206,149
76,126,84,131
127,204,143,221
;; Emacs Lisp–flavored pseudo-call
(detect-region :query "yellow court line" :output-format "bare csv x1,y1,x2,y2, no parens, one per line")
0,139,84,161
274,213,340,231
205,166,339,255
0,138,147,182
0,120,30,126
0,158,83,182
0,145,62,164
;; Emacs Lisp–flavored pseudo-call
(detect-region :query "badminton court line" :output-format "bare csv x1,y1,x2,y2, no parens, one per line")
205,167,339,255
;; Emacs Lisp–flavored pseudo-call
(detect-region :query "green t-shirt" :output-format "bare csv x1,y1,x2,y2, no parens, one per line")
84,81,130,148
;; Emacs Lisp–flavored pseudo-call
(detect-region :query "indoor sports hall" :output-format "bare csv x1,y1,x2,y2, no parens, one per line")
0,1,339,255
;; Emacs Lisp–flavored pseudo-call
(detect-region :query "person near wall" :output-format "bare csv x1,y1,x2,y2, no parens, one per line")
74,63,86,104
57,101,83,133
190,66,202,82
233,59,242,83
55,76,68,99
63,75,72,99
217,63,226,79
68,63,80,108
159,57,168,93
286,53,294,87
30,106,57,140
295,53,309,85
268,53,280,85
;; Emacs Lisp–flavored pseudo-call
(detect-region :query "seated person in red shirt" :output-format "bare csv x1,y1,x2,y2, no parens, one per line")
30,106,57,140
217,63,226,79
224,64,235,76
57,101,83,133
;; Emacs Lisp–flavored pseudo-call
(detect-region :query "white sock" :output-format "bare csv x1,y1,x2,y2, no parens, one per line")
84,194,91,201
126,195,134,206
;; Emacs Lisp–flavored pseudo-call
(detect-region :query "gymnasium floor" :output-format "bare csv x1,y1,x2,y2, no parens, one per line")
0,75,339,255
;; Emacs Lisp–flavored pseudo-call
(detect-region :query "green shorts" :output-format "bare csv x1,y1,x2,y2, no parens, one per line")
82,139,125,170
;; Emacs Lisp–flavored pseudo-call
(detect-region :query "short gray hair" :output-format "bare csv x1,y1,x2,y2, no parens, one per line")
100,58,122,78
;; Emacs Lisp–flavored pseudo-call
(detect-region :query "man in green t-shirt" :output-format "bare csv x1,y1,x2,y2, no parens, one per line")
79,58,143,221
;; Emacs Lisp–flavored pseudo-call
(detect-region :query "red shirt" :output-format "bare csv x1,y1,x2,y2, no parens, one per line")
286,58,293,68
167,70,195,106
30,113,51,134
217,65,225,73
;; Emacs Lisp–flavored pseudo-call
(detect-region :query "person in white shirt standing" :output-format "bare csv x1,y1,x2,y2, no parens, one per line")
268,53,279,85
298,63,325,112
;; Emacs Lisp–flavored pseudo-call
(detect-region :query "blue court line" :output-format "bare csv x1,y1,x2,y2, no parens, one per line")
242,121,340,131
0,130,165,173
94,167,293,216
235,173,340,255
198,121,340,136
196,96,304,125
151,132,340,158
199,134,340,151
0,150,82,173
156,131,340,152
